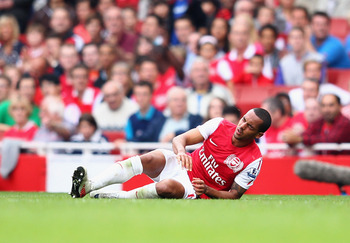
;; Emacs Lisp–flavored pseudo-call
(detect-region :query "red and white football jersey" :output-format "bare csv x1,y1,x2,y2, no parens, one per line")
189,118,263,194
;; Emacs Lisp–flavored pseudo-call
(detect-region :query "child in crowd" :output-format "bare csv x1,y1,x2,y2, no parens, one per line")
21,23,46,61
70,113,109,154
232,54,274,86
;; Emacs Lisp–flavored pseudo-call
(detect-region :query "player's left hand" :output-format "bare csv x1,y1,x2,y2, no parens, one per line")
192,178,208,196
176,152,192,171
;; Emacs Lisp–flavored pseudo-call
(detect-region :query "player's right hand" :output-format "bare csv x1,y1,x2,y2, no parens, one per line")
176,152,192,171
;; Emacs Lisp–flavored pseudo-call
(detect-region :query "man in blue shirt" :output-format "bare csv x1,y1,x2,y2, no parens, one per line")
125,81,164,142
310,11,350,68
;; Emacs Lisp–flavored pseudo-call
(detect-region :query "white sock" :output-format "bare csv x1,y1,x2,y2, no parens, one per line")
90,183,160,199
89,156,143,191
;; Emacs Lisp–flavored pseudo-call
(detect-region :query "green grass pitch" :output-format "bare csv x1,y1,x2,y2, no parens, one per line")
0,192,349,243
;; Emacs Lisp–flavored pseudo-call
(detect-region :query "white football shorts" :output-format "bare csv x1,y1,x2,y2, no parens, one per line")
153,149,196,199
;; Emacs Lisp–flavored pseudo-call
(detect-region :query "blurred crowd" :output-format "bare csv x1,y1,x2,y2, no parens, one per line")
0,0,350,156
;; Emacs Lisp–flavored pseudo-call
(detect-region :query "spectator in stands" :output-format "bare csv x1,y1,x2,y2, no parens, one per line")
303,59,326,83
39,74,61,98
56,43,80,95
289,77,350,113
205,97,227,122
94,43,118,89
291,5,310,29
0,0,33,34
31,0,74,32
186,57,234,118
283,94,350,155
174,16,195,48
0,75,11,104
233,0,256,18
275,92,293,117
122,7,139,35
197,35,225,86
70,113,109,154
49,7,84,51
198,35,224,63
258,24,282,80
289,78,319,112
3,65,21,93
0,14,23,70
20,23,46,61
137,58,176,111
93,81,138,131
22,56,48,86
310,11,350,68
64,64,102,118
261,96,294,156
110,62,134,98
125,81,164,142
0,75,40,131
209,17,229,53
82,43,101,84
84,13,104,45
142,86,202,142
3,95,38,141
73,0,96,44
288,97,321,136
141,14,165,46
216,13,261,89
275,0,295,34
97,0,115,15
256,6,276,30
222,105,242,125
34,96,73,142
44,33,63,69
232,54,274,86
102,6,138,62
275,27,324,86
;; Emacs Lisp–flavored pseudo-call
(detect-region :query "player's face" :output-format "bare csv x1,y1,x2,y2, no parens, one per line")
234,110,263,141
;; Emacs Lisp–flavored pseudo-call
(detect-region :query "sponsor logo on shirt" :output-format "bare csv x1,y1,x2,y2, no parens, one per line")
199,148,226,186
224,154,244,173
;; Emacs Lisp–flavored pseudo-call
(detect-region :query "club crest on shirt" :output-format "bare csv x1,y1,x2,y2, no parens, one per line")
224,154,244,173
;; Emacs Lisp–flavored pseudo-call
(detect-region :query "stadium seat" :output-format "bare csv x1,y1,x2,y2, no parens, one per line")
102,131,126,154
234,85,272,114
327,69,350,90
330,18,349,42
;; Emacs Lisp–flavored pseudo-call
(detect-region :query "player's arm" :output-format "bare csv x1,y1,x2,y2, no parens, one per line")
172,128,204,171
192,178,246,199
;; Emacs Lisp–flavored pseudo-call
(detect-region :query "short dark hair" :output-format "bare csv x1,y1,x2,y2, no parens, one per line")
16,74,35,90
292,5,310,22
275,92,291,103
39,73,60,86
262,97,286,116
223,105,241,118
146,14,164,27
312,11,331,23
70,63,89,77
135,80,154,94
259,24,279,39
78,113,98,130
174,15,194,27
253,108,271,133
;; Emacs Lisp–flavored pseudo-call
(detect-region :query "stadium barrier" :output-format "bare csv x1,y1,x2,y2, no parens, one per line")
0,142,350,195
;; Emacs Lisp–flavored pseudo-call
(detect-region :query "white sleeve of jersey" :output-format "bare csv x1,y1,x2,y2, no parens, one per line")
197,117,224,140
234,158,262,190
